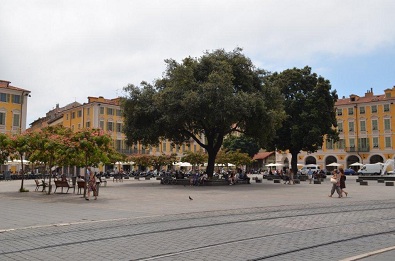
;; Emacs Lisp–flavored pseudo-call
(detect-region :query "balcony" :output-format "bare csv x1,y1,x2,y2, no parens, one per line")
345,146,370,153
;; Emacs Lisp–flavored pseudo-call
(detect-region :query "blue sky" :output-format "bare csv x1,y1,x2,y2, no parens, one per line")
1,0,394,126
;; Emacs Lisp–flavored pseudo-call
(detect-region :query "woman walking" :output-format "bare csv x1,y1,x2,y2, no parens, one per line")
328,170,341,198
86,169,97,201
339,168,348,197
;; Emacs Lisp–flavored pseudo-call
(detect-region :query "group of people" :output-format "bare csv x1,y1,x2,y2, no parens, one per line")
328,167,348,198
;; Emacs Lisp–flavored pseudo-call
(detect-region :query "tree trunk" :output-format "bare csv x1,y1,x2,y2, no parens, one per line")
206,150,216,178
290,149,299,175
19,160,24,191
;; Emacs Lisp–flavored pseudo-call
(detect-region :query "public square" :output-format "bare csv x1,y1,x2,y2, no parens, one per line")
1,176,395,261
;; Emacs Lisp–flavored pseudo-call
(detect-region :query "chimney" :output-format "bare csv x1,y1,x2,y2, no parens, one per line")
365,88,373,98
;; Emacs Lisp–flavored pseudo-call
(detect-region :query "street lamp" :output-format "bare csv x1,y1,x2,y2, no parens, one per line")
19,92,31,133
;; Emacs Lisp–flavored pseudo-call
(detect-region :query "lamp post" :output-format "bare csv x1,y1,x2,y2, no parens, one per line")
19,92,30,134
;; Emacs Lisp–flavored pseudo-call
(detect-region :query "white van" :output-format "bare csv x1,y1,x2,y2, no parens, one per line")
300,165,321,175
357,164,383,175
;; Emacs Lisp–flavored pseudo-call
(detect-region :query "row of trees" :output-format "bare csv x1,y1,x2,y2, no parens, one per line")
121,48,338,177
0,126,119,194
130,149,253,172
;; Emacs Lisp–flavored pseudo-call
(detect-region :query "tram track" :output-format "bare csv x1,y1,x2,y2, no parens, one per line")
1,200,395,259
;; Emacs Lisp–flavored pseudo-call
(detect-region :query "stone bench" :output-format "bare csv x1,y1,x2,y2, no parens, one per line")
273,179,281,183
385,181,394,186
360,181,368,185
378,179,385,183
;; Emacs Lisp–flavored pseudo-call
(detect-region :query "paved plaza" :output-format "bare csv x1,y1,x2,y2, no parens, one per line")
1,175,395,260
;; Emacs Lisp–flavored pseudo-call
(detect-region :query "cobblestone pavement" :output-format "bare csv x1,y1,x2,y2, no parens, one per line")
1,176,395,260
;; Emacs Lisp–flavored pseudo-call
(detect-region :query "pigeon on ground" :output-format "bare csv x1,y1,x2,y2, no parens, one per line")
189,196,193,200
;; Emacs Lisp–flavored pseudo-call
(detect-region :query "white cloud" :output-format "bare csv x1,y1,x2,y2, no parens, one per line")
1,0,394,125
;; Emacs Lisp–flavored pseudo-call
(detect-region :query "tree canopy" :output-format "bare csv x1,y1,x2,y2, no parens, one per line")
122,48,285,177
222,135,260,157
266,66,338,173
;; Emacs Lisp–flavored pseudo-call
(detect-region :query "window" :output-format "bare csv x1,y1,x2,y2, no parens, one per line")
77,110,82,117
107,121,113,131
107,108,114,115
71,112,75,119
371,105,377,113
116,140,122,150
337,122,343,132
116,109,122,116
372,137,379,148
349,138,355,148
372,119,378,131
116,123,122,132
336,139,345,149
86,121,91,128
13,114,20,127
87,108,90,115
100,107,104,114
78,123,81,129
162,141,167,152
337,109,343,116
66,114,69,120
385,137,391,148
384,104,390,112
384,118,391,130
0,112,5,125
12,95,21,104
360,121,366,132
349,121,354,132
0,93,7,102
359,138,369,150
348,108,354,115
359,106,365,114
386,92,391,98
99,120,104,130
326,139,334,150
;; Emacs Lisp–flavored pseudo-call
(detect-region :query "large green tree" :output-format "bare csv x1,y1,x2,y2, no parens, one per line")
122,48,285,177
266,66,338,173
222,135,260,157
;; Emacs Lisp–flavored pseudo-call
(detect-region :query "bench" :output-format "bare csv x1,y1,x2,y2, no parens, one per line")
54,180,74,193
385,181,394,186
360,181,368,186
34,179,48,192
273,179,281,183
377,179,385,183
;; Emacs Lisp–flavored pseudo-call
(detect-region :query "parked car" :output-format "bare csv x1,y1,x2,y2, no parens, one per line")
344,168,356,175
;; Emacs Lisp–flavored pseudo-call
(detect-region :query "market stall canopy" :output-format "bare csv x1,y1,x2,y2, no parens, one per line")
6,159,30,165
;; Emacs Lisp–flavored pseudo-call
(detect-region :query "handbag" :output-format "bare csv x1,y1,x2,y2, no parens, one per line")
330,177,337,184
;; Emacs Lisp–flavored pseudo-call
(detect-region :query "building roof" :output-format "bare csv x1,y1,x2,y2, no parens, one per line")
0,80,30,93
253,151,274,160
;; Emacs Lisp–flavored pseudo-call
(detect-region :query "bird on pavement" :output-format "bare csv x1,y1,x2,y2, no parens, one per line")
189,196,193,200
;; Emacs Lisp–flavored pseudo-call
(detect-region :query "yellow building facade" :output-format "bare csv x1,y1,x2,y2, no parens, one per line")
296,87,395,169
34,96,205,171
0,80,30,134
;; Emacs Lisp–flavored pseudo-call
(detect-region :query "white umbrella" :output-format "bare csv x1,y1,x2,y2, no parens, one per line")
266,163,283,167
175,162,192,167
6,159,30,165
326,162,342,167
349,162,364,167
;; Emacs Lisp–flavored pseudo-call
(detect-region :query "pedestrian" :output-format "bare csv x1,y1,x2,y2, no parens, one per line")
308,169,313,184
339,167,348,197
86,168,97,201
328,170,341,198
